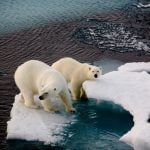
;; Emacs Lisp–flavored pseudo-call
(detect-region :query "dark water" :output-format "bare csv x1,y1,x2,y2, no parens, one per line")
73,5,150,55
0,0,136,35
7,100,134,150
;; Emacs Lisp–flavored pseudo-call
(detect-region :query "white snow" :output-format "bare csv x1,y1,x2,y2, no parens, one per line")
7,94,75,144
83,70,150,150
118,62,150,73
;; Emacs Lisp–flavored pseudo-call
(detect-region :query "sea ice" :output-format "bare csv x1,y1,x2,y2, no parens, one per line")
118,62,150,73
7,94,75,144
83,69,150,150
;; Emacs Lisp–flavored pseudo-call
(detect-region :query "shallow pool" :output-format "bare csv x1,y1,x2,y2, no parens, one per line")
8,99,134,150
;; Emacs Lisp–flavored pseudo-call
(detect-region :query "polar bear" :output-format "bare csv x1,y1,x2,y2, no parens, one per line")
52,57,102,100
14,60,76,113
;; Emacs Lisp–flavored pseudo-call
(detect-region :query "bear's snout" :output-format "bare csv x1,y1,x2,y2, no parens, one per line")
94,74,98,78
39,95,44,100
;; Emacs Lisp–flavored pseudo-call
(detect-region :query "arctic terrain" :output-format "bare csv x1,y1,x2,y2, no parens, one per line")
7,58,150,150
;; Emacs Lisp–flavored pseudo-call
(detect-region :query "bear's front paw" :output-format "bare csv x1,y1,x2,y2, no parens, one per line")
66,107,76,113
44,107,59,113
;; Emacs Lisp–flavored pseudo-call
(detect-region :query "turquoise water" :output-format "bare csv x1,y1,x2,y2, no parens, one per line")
0,0,137,34
8,99,134,150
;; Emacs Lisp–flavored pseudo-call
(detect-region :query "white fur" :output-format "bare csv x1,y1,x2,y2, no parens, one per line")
52,57,102,100
14,60,75,113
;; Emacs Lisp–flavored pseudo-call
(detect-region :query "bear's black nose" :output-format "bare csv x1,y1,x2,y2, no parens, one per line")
94,74,98,78
39,95,44,100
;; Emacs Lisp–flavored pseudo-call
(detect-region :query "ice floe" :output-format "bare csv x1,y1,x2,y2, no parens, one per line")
83,66,150,150
118,62,150,73
7,94,75,144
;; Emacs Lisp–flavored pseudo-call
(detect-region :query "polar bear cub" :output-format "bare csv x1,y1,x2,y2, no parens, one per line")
52,57,102,100
14,60,75,113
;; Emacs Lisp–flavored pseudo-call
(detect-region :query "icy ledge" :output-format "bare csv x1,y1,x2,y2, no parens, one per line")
7,94,74,144
118,62,150,73
83,70,150,150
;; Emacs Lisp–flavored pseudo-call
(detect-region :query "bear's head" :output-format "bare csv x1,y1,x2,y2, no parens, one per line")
39,83,61,100
86,64,102,80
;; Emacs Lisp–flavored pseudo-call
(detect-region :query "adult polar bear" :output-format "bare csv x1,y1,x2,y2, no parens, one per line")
52,57,102,100
14,60,75,113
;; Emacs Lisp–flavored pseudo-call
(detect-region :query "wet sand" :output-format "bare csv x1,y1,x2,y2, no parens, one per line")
0,10,150,149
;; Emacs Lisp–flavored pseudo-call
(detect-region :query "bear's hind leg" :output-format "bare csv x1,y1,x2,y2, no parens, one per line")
59,90,76,113
22,91,39,109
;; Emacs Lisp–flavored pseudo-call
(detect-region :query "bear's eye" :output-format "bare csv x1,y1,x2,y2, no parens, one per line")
97,71,99,73
54,88,56,91
92,71,94,73
89,67,91,70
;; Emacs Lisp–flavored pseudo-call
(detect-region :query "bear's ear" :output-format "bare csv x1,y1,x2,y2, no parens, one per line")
89,67,91,71
39,92,48,100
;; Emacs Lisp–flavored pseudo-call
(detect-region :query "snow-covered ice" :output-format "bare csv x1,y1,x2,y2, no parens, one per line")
7,94,75,144
83,68,150,150
118,62,150,73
